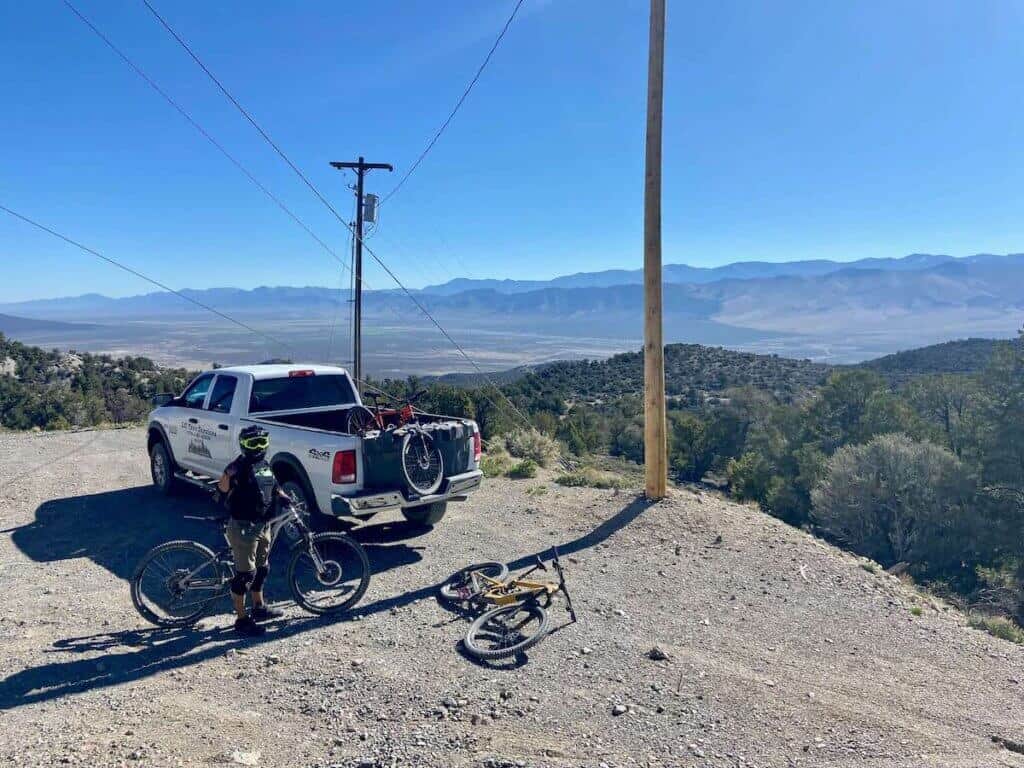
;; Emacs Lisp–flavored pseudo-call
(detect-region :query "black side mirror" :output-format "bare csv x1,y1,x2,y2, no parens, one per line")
152,393,175,408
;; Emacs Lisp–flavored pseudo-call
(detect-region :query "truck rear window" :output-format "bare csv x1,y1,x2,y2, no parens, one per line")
249,374,357,413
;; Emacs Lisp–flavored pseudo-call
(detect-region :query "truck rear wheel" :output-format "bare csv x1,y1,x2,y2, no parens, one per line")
402,501,447,527
150,442,178,496
282,479,332,532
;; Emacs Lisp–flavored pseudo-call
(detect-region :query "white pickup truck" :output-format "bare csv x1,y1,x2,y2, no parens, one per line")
146,364,483,527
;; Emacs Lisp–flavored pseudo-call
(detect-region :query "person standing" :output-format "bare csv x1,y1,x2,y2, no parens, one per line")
217,425,289,636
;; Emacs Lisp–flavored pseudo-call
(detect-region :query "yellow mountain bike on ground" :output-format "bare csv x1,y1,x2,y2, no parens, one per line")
439,547,577,660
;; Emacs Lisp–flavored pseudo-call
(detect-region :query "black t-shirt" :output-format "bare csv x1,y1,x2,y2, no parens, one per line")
225,456,280,522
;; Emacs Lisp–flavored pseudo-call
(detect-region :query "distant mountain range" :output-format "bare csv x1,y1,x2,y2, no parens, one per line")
1,252,1021,364
419,252,1023,294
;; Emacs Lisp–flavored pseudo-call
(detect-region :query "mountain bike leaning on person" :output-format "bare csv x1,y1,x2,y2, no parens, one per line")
217,424,290,636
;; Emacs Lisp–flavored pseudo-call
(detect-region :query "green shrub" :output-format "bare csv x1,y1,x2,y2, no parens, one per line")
480,446,513,478
504,429,561,467
555,467,624,490
507,459,539,479
909,606,923,617
969,614,1024,644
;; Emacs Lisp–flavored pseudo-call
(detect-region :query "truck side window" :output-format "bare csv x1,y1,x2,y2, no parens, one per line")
181,374,214,409
207,375,237,414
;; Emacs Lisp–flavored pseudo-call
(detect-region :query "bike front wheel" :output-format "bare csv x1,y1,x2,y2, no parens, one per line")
463,601,550,660
288,533,371,615
131,540,227,627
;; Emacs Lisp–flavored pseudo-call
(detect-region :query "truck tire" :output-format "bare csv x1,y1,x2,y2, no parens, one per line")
150,441,178,496
402,501,447,527
282,479,332,532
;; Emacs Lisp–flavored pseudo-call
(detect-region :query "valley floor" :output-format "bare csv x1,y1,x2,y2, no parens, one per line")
1,428,1023,767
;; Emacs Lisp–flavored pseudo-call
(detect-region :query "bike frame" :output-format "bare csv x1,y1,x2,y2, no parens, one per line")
466,548,577,621
174,505,329,593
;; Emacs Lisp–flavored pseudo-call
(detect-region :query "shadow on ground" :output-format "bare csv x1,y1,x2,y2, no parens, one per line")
2,489,651,710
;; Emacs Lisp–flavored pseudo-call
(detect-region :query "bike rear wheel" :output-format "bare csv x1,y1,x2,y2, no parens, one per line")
288,533,371,615
401,430,444,496
463,601,550,660
439,562,509,603
131,540,227,627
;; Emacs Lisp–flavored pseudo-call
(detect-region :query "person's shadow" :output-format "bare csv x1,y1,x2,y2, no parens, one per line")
3,485,652,711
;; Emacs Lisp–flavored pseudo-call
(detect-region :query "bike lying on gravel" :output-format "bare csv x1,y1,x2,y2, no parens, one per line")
439,547,577,660
131,502,370,627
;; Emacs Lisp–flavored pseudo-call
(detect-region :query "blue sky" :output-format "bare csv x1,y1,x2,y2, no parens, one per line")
3,0,1024,301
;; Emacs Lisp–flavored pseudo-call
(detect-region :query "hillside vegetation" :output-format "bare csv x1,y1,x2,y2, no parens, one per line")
0,333,191,430
858,337,1006,381
386,333,1024,631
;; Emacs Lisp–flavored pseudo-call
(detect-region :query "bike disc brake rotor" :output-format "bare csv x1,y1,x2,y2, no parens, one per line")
316,559,344,586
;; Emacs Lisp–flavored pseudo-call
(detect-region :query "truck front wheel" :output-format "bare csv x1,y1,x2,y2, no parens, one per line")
402,502,447,527
150,442,178,496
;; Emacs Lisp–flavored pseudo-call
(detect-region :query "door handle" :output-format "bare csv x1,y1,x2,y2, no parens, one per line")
218,424,229,430
188,418,198,424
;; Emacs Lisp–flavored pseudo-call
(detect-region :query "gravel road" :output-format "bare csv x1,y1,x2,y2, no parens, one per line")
2,427,1024,768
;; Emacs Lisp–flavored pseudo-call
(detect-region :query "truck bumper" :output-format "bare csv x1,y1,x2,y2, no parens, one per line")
330,469,483,517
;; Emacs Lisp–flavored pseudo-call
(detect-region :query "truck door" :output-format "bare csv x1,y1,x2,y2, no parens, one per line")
201,373,241,473
172,372,217,474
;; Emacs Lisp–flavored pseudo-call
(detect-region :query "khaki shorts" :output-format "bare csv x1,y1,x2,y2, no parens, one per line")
226,519,271,573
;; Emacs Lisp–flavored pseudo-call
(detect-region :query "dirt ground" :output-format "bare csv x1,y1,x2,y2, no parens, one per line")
2,427,1024,768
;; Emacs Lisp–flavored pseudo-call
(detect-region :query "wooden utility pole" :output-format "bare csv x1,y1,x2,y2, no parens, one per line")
329,157,392,387
643,0,668,499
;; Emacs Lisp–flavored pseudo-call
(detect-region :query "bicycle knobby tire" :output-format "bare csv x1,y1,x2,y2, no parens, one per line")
463,602,550,660
439,562,509,603
287,532,371,615
130,540,226,627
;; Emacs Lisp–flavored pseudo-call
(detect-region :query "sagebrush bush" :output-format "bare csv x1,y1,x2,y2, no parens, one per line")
480,445,513,478
504,429,561,467
555,467,624,490
507,459,539,479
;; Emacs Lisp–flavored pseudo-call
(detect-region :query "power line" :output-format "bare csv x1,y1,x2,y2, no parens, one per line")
0,204,295,355
380,0,527,206
141,0,538,434
62,0,351,277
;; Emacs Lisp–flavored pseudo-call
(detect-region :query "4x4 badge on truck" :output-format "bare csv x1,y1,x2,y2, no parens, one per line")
308,448,331,461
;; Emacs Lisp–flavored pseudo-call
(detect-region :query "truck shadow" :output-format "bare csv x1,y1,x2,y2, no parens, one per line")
1,494,651,711
8,485,424,584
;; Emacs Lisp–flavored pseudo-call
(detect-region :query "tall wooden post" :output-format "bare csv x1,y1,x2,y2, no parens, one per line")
643,0,668,500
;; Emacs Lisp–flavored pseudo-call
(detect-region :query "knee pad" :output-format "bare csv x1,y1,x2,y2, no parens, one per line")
231,570,255,596
251,565,269,593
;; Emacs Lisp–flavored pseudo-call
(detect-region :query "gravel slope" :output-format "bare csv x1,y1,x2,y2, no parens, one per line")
1,427,1023,768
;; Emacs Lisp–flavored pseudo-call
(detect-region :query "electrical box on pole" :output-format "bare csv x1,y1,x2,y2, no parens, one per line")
363,193,379,224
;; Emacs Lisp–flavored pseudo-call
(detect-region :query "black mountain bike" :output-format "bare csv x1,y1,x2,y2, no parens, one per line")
345,390,444,496
130,503,370,627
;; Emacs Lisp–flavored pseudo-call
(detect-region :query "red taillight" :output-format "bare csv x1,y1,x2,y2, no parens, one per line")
332,450,357,484
472,431,482,462
289,369,315,377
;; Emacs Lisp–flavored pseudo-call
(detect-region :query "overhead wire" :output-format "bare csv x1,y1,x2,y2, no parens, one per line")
140,0,539,435
62,0,351,279
379,0,527,207
0,204,295,356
